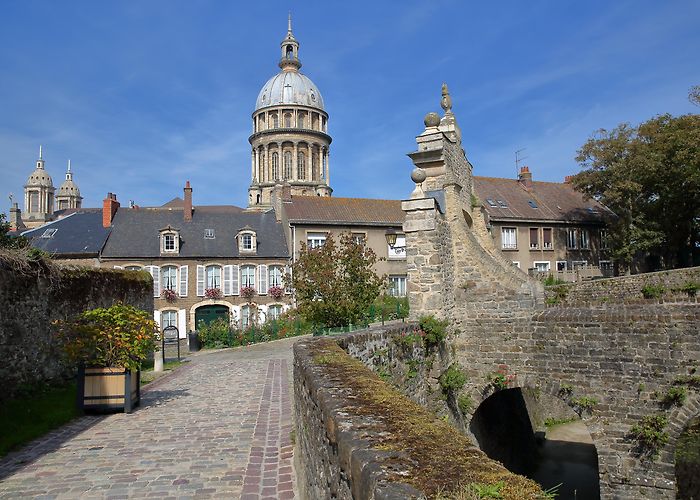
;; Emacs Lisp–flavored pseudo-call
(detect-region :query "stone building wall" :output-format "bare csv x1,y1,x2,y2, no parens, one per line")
0,258,153,400
545,266,700,306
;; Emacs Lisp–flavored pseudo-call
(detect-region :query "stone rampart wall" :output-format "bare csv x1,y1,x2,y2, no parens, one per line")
293,328,544,499
0,257,153,400
450,303,700,498
545,266,700,306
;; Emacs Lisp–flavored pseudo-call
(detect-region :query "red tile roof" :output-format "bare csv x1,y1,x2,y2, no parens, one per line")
285,196,404,226
473,176,612,223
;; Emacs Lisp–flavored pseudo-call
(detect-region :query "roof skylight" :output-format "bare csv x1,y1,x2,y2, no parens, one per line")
204,229,215,239
528,200,538,209
497,200,508,208
41,228,57,238
486,198,497,207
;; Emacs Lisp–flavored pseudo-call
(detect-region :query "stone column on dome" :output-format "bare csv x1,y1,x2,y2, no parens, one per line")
254,148,260,183
277,142,283,180
292,142,299,181
264,144,270,182
251,150,256,183
325,149,330,185
307,143,312,181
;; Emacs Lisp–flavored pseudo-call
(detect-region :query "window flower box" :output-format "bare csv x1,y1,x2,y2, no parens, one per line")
269,285,284,299
205,287,222,299
161,288,177,303
241,286,257,300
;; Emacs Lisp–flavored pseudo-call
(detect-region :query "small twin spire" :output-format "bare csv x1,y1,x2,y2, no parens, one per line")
279,13,301,71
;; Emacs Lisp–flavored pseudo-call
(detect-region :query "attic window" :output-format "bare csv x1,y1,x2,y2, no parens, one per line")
528,200,538,209
238,229,257,254
159,226,180,254
41,228,57,238
204,229,215,239
497,200,508,208
486,198,498,207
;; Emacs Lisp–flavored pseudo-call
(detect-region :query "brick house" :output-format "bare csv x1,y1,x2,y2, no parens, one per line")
100,184,292,337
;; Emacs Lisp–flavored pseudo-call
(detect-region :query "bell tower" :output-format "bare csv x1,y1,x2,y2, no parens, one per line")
23,145,55,224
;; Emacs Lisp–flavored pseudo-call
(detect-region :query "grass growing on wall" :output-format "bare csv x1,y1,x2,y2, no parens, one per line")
0,382,79,457
308,339,543,499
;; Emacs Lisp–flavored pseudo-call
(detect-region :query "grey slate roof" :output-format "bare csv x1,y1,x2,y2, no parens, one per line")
21,210,111,257
101,207,288,259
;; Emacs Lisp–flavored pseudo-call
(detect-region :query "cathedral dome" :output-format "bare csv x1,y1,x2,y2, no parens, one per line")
57,178,80,197
25,166,53,188
255,71,324,112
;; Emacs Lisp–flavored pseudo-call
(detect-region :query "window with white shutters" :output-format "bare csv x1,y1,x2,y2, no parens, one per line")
146,265,161,297
258,265,268,294
196,265,205,297
501,228,517,250
231,264,240,295
223,265,234,296
179,266,188,297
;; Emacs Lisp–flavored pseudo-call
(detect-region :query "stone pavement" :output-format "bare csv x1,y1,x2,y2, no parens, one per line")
0,337,301,499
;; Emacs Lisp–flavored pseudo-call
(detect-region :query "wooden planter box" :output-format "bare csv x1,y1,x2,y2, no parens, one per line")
77,366,141,413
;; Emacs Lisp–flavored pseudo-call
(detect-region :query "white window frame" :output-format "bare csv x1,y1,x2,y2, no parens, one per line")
512,261,521,268
307,232,327,249
388,275,407,297
600,229,609,250
206,265,222,290
566,228,578,249
238,230,256,253
161,265,178,291
501,227,517,250
161,310,178,329
161,231,178,253
572,260,588,270
241,265,256,288
269,266,283,287
529,228,539,250
268,304,283,321
533,261,551,272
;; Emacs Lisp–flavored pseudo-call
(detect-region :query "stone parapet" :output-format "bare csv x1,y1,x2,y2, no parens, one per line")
293,326,544,499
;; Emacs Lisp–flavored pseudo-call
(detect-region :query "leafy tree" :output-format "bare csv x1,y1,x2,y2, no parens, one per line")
572,113,700,271
690,85,700,107
0,213,27,249
290,232,384,327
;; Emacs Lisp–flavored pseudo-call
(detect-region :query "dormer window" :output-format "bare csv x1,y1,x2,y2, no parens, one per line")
160,226,180,254
238,228,257,254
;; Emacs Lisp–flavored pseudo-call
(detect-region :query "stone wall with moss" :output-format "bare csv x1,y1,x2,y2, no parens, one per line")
293,329,545,499
544,266,700,306
0,256,153,400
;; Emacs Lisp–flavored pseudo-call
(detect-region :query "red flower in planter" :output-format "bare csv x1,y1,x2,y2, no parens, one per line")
241,286,257,300
205,288,222,299
269,286,284,299
161,289,177,303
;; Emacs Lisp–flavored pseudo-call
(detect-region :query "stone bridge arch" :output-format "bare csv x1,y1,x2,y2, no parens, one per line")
402,86,699,498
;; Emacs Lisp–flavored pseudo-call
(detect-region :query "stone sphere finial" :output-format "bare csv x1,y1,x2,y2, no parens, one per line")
410,167,427,199
424,112,440,128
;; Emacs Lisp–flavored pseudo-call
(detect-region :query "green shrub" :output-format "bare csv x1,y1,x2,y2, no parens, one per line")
661,386,687,406
558,383,573,397
570,396,598,415
543,275,566,286
439,363,467,394
630,415,669,457
197,317,232,348
457,394,473,415
419,315,449,349
641,283,665,299
680,281,700,297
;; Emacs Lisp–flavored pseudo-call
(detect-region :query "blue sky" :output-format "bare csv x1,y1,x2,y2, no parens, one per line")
1,1,699,212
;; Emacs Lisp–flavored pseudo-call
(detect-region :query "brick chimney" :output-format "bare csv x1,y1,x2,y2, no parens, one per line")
102,193,120,228
184,181,193,222
8,203,25,231
518,166,533,190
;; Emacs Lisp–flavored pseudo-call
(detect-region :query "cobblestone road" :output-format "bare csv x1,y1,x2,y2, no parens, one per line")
0,337,301,499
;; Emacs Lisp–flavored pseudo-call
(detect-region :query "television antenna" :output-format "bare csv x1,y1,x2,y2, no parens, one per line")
515,148,528,176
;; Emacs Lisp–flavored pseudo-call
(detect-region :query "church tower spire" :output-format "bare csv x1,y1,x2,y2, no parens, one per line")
279,13,301,72
56,158,83,211
23,145,55,224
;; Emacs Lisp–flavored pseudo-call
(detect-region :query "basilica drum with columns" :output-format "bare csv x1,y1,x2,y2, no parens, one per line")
248,17,332,208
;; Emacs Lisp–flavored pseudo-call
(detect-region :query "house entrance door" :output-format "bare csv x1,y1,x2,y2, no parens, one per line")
194,305,229,329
